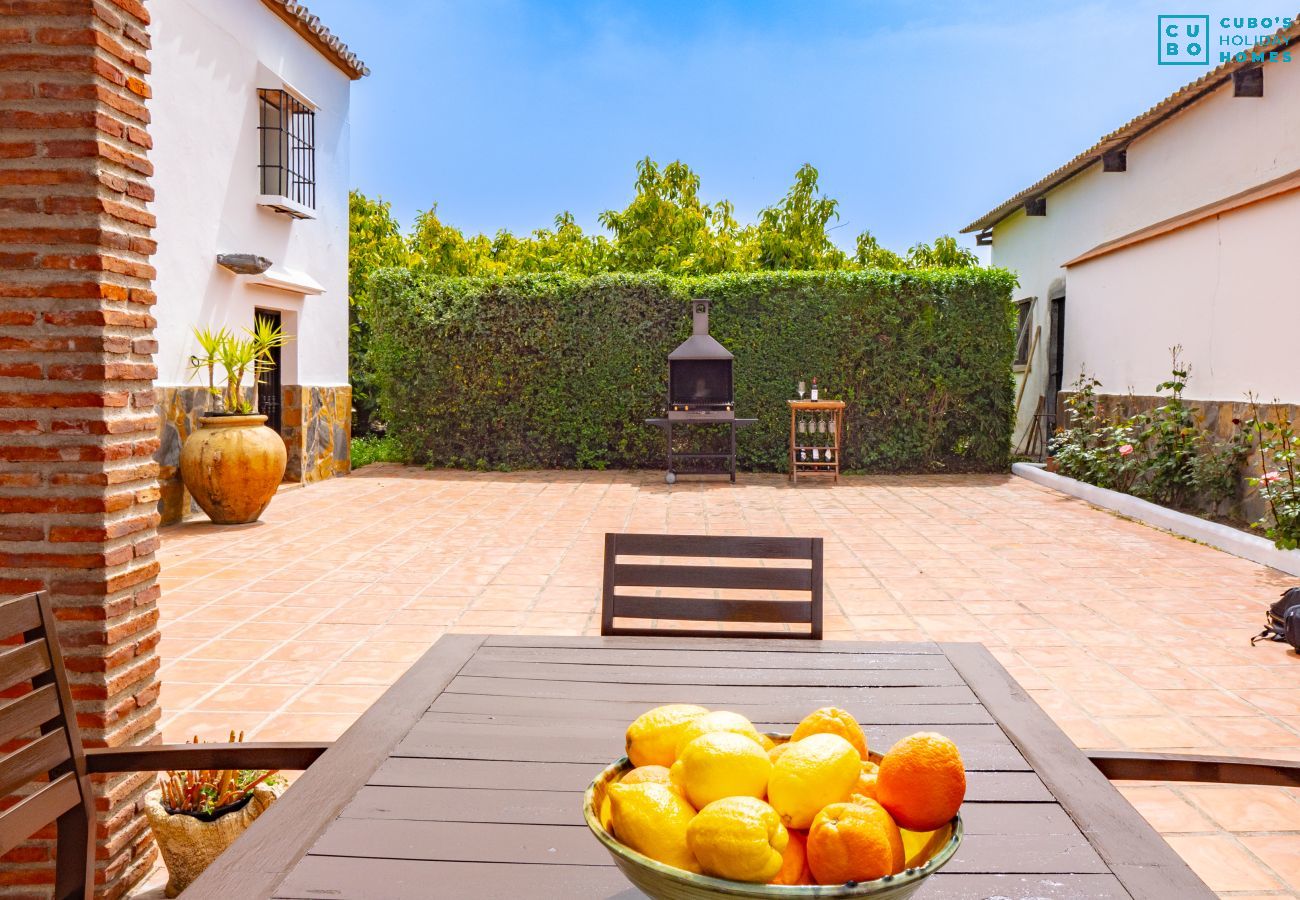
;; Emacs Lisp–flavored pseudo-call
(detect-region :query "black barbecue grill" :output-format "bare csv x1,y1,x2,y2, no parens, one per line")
647,300,755,482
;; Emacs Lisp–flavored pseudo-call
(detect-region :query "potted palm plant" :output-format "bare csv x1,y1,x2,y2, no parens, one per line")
144,731,283,897
179,319,291,524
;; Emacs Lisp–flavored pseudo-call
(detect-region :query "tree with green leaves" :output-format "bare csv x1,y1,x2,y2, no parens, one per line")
853,231,908,270
905,234,981,269
745,163,848,270
597,157,743,274
348,190,412,433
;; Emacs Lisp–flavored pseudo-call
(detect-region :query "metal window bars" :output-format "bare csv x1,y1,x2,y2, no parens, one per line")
257,88,315,210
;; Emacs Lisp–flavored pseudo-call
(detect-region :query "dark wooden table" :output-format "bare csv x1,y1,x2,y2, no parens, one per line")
187,636,1214,899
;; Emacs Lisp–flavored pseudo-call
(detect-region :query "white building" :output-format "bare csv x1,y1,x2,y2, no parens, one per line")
149,0,367,522
963,25,1300,456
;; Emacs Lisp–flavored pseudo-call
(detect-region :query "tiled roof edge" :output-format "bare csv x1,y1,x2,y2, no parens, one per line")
961,16,1299,233
261,1,370,79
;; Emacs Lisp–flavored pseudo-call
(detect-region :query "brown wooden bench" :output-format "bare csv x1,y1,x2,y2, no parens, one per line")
1089,750,1300,788
0,591,330,899
600,533,823,639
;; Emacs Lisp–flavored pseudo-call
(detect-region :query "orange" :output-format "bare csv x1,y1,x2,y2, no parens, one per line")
875,732,966,832
852,764,878,801
769,828,814,885
767,742,792,765
806,796,904,885
791,707,869,759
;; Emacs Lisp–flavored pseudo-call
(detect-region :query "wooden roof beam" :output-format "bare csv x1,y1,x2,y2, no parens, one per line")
1234,66,1264,97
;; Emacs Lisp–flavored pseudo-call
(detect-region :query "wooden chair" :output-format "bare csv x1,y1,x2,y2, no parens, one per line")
1089,750,1300,788
601,533,823,639
0,591,330,900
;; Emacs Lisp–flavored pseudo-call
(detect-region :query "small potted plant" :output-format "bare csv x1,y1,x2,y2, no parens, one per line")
144,732,284,897
179,319,291,524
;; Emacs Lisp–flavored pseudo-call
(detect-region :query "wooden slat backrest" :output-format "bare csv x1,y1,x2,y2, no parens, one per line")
601,533,823,639
0,590,97,896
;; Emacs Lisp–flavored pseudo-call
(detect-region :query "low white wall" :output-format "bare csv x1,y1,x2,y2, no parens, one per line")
149,0,353,388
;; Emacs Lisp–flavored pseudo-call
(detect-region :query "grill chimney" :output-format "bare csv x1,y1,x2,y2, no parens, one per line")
692,299,710,336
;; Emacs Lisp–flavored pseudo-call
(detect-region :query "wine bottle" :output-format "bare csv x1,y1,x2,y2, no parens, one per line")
810,377,819,402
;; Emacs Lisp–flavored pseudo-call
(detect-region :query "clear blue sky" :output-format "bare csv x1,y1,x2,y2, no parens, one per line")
306,0,1238,255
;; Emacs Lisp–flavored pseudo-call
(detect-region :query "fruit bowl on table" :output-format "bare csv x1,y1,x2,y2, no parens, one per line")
583,737,963,900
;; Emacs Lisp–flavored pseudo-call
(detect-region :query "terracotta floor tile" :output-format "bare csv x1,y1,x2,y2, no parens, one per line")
188,683,302,713
283,684,387,715
1183,785,1300,832
158,680,218,712
1096,715,1211,749
159,659,252,683
1190,716,1300,749
1164,834,1281,892
1148,689,1260,718
1238,835,1300,892
233,660,332,685
345,641,432,662
295,622,373,643
1116,785,1217,833
253,713,358,742
184,638,278,661
320,660,414,685
266,641,358,664
163,710,269,744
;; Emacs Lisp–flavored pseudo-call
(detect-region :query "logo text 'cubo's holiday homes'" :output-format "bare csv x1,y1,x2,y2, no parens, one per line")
1158,15,1295,65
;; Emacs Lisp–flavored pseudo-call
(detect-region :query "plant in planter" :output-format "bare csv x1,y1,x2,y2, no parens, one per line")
144,731,284,897
179,320,292,524
1246,398,1300,549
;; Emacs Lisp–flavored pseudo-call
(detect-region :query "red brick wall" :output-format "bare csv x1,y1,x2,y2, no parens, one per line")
0,0,160,897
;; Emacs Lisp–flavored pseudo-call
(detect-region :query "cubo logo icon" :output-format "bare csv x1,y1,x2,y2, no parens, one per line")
1159,15,1210,64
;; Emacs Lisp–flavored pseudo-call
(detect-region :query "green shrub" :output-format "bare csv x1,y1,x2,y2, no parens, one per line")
366,269,1017,473
350,434,405,469
1246,399,1300,549
1053,354,1251,516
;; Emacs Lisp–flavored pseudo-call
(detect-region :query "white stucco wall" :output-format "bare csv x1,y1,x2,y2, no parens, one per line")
149,0,353,388
1064,188,1300,402
990,57,1300,443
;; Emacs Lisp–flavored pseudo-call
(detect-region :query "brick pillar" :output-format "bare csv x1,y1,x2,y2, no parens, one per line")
0,1,161,897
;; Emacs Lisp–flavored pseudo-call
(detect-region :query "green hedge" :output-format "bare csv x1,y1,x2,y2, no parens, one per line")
367,269,1017,473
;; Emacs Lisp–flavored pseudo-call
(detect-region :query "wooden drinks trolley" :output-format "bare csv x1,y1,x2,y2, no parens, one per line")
789,400,844,482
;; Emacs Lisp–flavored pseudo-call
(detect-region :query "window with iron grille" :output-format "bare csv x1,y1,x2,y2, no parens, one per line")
258,88,315,212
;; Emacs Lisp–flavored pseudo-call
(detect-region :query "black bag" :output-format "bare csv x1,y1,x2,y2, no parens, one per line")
1252,587,1300,649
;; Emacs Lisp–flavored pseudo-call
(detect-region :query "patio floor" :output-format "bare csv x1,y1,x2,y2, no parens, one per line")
155,466,1300,897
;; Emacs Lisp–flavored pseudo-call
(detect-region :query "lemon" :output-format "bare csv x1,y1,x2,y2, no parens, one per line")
767,733,861,829
673,710,764,756
626,704,709,767
607,782,700,873
674,731,772,809
686,796,788,882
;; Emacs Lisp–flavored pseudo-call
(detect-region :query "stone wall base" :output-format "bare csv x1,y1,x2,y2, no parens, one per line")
155,385,352,525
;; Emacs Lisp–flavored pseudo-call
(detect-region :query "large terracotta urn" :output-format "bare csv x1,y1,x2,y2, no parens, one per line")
179,414,286,524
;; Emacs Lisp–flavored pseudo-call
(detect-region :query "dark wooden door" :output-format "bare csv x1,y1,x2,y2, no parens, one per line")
256,309,282,434
1047,297,1065,429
